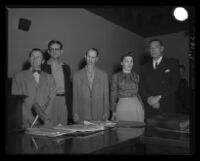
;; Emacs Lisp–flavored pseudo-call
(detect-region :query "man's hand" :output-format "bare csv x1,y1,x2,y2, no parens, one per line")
103,113,108,121
73,113,79,123
152,101,160,109
32,103,51,122
111,112,117,121
147,95,162,109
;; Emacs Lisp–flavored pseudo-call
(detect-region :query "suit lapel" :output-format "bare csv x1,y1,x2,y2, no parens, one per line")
83,68,91,89
37,72,46,89
26,69,38,87
157,57,167,71
92,67,100,88
91,67,100,96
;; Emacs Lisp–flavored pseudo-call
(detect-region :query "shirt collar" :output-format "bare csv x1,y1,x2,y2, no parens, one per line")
153,56,163,65
47,58,64,65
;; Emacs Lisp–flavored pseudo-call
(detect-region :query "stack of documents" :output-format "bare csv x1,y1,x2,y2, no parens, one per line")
52,124,104,132
25,122,112,137
83,120,117,127
25,127,75,137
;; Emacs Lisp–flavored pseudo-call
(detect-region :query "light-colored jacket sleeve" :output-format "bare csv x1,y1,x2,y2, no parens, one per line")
72,73,79,117
12,72,23,95
45,75,56,111
103,73,110,118
111,74,118,112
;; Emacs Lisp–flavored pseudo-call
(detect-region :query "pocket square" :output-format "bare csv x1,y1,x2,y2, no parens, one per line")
165,69,170,73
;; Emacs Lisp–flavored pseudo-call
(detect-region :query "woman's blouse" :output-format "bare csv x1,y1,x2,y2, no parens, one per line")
111,71,139,112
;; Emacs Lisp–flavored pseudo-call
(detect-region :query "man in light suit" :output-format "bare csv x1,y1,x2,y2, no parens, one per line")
73,48,109,123
139,39,180,119
12,48,56,128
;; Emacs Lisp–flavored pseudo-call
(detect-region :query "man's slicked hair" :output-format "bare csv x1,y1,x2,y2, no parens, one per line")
48,40,63,50
29,48,44,58
86,48,99,57
149,39,164,46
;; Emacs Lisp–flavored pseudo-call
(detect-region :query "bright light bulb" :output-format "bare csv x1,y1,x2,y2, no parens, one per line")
173,7,188,21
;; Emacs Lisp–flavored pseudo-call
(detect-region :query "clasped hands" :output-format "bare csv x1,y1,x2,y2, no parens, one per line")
32,103,51,122
147,95,162,109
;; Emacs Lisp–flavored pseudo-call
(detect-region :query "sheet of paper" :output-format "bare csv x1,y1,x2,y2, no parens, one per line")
25,127,75,137
83,120,117,127
53,124,104,132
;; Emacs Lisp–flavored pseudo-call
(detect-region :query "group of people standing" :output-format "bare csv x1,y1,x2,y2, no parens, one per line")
12,38,180,128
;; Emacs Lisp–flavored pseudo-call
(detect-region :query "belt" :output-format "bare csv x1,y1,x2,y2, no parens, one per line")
56,94,65,96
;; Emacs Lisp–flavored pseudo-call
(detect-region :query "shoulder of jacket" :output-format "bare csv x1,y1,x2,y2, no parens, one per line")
13,70,25,78
74,69,83,77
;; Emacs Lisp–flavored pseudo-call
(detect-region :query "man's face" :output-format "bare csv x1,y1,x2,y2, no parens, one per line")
30,51,43,68
85,50,98,66
179,68,185,76
121,56,133,71
49,43,63,59
149,41,164,59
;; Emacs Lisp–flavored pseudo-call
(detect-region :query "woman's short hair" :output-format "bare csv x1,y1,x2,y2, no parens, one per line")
120,54,134,62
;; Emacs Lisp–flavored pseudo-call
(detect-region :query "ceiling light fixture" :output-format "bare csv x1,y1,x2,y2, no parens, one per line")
173,7,189,21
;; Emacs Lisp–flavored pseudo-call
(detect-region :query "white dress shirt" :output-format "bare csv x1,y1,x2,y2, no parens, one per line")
31,68,40,84
153,56,163,69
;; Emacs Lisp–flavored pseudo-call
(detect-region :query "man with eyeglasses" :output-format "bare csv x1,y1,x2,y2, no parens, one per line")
42,40,71,126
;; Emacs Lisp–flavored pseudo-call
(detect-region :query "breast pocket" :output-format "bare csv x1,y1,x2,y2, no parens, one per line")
161,69,171,84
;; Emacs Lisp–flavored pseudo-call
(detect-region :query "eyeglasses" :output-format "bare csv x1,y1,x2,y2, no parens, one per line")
49,48,61,52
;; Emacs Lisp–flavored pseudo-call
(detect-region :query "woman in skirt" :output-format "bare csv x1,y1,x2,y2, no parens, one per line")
111,54,144,122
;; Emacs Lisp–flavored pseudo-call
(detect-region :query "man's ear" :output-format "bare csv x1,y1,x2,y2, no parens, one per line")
47,50,52,56
61,49,64,55
120,62,123,66
95,57,99,62
161,46,164,52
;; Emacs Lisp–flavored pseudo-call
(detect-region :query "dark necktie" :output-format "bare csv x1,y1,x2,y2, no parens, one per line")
155,62,158,69
32,69,41,74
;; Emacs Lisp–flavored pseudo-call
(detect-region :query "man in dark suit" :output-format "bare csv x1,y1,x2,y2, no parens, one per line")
42,40,72,125
139,39,180,119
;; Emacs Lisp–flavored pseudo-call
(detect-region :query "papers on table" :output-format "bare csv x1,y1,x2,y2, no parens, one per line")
52,123,104,132
83,120,117,127
25,127,75,137
25,121,116,137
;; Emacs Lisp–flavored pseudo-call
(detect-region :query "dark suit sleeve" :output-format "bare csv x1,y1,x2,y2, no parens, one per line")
64,65,72,110
139,66,151,101
41,63,51,74
158,59,180,99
